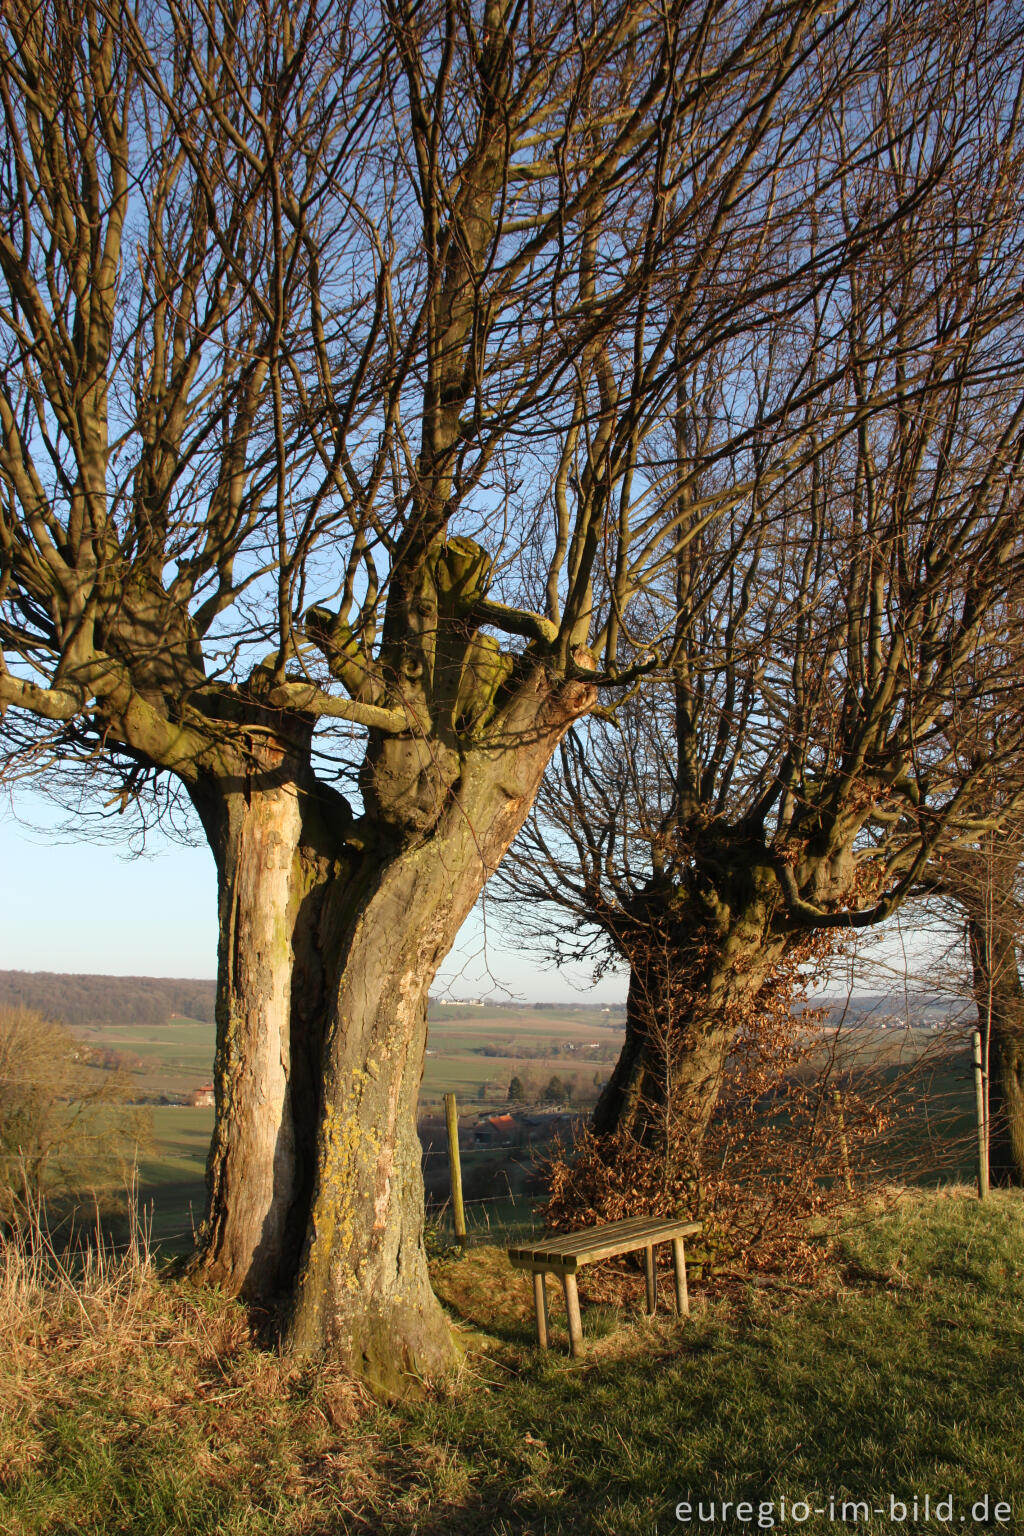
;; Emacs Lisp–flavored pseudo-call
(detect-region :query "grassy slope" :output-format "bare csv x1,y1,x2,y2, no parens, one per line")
2,1189,1021,1535
71,1018,217,1096
135,1106,214,1248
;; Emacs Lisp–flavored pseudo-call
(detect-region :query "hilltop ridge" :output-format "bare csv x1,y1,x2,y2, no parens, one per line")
0,970,217,1028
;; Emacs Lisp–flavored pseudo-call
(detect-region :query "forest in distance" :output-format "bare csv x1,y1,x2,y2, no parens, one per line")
0,968,966,1036
0,969,627,1033
0,969,218,1028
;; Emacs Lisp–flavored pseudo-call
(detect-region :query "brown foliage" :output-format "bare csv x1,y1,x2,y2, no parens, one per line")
0,1006,151,1225
539,950,892,1287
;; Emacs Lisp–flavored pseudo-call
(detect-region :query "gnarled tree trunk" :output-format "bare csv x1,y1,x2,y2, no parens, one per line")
288,672,594,1392
967,905,1024,1187
593,860,791,1148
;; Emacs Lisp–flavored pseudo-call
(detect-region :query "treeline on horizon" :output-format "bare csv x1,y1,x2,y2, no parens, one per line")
0,971,217,1028
0,969,954,1034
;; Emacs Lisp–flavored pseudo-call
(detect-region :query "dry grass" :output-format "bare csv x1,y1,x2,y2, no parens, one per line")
0,1206,388,1534
2,1189,1023,1534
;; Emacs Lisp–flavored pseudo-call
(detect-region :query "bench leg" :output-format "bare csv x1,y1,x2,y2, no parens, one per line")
644,1244,657,1314
562,1271,584,1358
532,1270,549,1349
672,1236,689,1316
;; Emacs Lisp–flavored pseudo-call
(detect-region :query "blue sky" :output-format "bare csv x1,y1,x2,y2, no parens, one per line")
1,784,950,1008
0,788,625,1005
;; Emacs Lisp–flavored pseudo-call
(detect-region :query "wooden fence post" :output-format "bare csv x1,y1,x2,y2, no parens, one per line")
972,1029,990,1201
444,1091,467,1245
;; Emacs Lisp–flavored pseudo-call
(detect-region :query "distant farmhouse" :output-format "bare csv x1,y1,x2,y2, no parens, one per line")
473,1113,517,1146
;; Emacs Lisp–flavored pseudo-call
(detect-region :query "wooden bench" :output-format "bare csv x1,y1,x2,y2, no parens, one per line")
508,1215,702,1357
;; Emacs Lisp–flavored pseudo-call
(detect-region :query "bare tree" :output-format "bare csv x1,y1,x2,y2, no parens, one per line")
0,0,1001,1385
501,3,1024,1153
0,1006,148,1227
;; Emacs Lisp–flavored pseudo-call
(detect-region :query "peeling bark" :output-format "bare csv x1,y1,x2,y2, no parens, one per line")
187,737,352,1301
967,907,1024,1187
288,672,595,1391
168,537,597,1389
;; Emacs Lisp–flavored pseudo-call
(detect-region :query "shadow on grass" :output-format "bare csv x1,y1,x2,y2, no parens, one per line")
354,1197,1024,1535
4,1191,1022,1536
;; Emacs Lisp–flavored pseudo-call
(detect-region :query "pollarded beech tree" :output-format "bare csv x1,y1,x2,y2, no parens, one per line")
500,0,1024,1154
918,786,1024,1186
0,0,974,1385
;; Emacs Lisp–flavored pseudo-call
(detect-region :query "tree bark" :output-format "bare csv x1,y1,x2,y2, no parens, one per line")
967,905,1024,1187
593,862,789,1149
187,736,352,1301
288,672,594,1392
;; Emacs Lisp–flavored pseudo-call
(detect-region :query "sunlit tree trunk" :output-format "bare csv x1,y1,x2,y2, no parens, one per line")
966,899,1024,1188
288,673,594,1391
187,735,353,1301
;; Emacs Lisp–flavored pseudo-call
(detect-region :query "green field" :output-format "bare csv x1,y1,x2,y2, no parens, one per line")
422,1003,623,1104
70,1002,625,1106
135,1105,213,1249
65,1009,983,1250
67,1004,622,1246
71,1015,217,1096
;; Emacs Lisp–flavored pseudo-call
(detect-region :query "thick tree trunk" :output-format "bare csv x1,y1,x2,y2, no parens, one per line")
593,864,788,1148
187,741,351,1301
287,842,477,1387
967,908,1024,1187
288,673,594,1392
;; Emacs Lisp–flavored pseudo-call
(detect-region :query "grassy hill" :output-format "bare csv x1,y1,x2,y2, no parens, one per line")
1,1188,1021,1534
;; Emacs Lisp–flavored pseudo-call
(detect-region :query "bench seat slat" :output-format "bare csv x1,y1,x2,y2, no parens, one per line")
508,1215,700,1253
508,1217,701,1271
508,1215,699,1253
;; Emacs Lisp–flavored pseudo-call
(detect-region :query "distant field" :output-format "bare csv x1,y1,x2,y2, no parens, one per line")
64,1003,619,1245
61,1007,982,1249
422,1003,623,1104
428,1001,624,1030
71,1015,216,1096
67,1003,624,1109
800,1023,980,1185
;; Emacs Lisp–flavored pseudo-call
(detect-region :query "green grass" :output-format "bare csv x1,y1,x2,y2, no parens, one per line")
67,1008,618,1110
135,1106,213,1248
2,1188,1021,1535
65,1008,590,1239
63,1007,984,1263
423,1190,1024,1533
